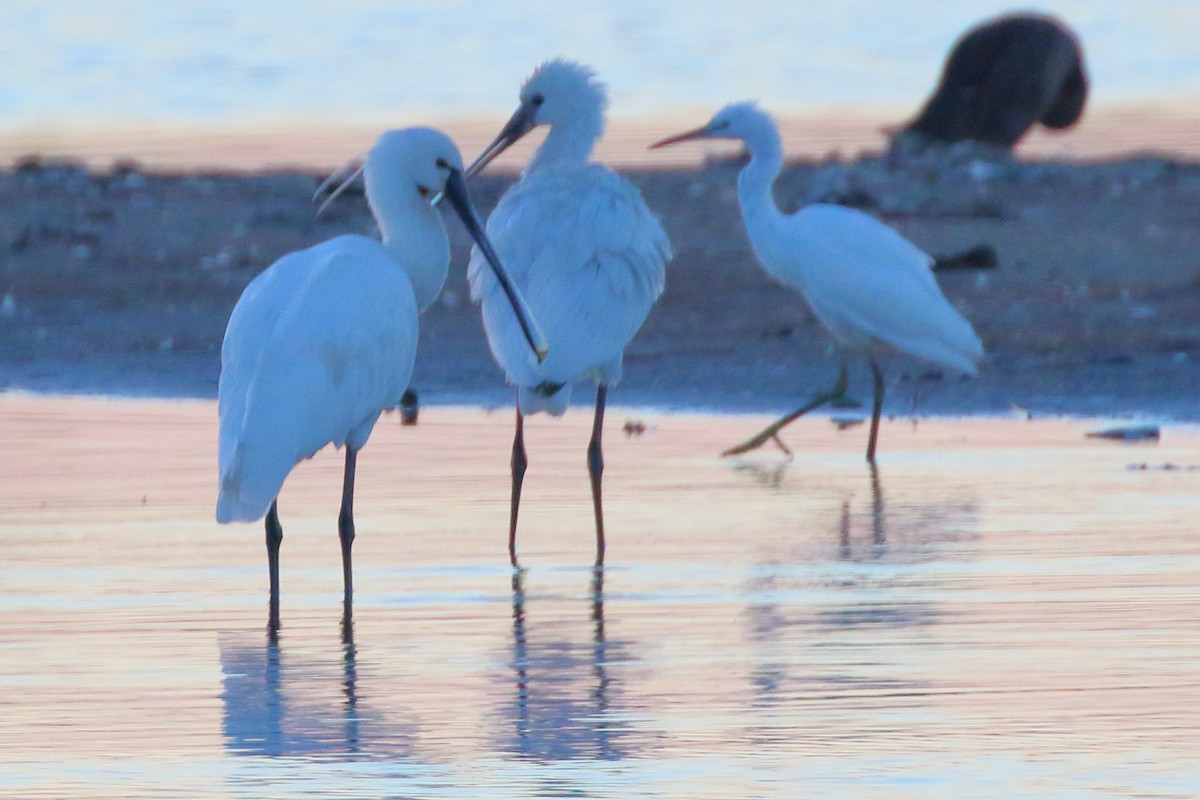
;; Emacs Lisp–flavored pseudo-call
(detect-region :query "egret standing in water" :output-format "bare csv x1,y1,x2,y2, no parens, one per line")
217,128,546,627
466,59,672,567
653,103,983,462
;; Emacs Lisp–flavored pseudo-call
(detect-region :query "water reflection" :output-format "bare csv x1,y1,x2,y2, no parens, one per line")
219,615,414,759
838,462,886,561
823,463,978,626
501,569,634,762
734,456,981,564
5,400,1198,797
339,610,360,752
731,459,791,489
745,463,981,712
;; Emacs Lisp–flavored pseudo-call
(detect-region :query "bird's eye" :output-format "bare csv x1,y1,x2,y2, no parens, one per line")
417,185,431,198
531,93,544,106
435,157,449,169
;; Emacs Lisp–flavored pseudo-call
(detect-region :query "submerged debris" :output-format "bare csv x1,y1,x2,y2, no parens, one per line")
1086,425,1160,441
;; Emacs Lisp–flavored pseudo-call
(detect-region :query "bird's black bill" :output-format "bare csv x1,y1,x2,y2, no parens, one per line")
466,102,537,177
441,169,548,362
649,125,714,150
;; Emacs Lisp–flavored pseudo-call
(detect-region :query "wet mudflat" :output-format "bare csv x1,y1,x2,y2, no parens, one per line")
0,395,1196,798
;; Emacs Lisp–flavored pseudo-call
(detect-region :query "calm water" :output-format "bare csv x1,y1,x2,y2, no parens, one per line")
1,396,1197,798
5,1,1199,130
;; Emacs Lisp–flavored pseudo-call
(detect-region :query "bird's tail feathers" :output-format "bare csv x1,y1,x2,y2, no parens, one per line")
215,443,285,523
907,332,983,376
905,304,985,376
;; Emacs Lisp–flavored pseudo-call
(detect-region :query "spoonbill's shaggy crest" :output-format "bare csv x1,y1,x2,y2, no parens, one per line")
653,103,983,462
467,59,672,567
217,127,546,627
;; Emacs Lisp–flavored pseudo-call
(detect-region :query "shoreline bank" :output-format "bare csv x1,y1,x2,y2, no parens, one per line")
1,145,1197,421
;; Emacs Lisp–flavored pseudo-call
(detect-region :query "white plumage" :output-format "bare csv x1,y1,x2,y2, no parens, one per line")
469,164,669,414
216,126,544,624
218,235,417,522
653,102,983,461
769,204,983,375
467,59,672,565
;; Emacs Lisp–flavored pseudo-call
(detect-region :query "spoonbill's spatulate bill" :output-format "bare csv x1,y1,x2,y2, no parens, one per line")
467,59,672,567
216,127,546,630
652,103,983,462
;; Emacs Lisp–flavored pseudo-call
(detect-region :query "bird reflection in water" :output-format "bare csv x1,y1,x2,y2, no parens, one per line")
839,462,887,561
504,568,633,762
730,458,791,489
219,610,412,758
340,608,360,751
745,464,942,714
823,463,948,626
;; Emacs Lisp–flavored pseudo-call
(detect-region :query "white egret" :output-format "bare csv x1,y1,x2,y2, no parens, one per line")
466,59,672,567
217,127,547,626
652,103,983,462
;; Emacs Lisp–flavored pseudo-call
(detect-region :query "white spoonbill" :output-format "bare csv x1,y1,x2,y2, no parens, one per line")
466,59,672,567
652,103,983,462
217,127,547,626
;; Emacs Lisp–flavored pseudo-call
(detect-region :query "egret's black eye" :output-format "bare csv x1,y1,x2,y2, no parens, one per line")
531,93,544,106
417,185,431,198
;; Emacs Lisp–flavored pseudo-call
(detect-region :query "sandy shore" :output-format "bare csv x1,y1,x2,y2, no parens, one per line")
1,129,1197,420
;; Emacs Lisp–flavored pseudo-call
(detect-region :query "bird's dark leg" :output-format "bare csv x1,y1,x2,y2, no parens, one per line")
265,500,283,636
588,385,608,567
722,363,849,457
338,446,358,608
866,357,885,463
509,402,527,568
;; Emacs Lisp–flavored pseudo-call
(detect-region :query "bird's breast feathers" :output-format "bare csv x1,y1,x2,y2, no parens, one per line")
221,236,419,419
468,164,672,386
471,165,670,287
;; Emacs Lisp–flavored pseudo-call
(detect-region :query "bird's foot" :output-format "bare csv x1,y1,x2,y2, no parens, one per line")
721,431,775,457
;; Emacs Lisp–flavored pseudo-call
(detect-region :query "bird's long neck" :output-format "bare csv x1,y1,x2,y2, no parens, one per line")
527,109,603,172
736,126,790,280
371,193,449,311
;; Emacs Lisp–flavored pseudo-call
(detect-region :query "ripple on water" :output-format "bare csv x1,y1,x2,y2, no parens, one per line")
0,397,1197,798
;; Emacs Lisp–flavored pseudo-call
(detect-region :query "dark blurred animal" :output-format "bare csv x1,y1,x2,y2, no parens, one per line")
898,13,1088,149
